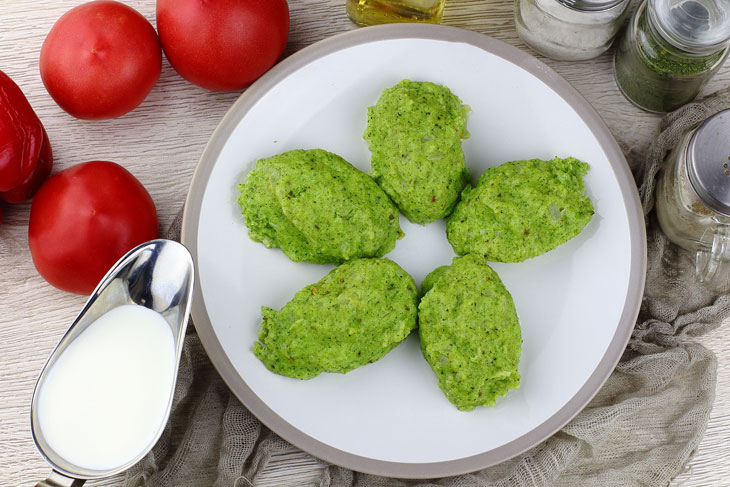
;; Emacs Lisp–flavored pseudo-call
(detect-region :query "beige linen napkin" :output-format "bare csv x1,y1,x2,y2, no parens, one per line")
125,86,730,487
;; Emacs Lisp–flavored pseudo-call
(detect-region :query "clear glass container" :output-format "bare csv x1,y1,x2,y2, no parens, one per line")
346,0,445,25
614,0,730,113
514,0,630,61
655,108,730,284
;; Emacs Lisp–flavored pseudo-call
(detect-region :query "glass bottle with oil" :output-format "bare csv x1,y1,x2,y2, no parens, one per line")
346,0,445,25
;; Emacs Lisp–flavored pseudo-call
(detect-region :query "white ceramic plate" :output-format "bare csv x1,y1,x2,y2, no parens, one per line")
181,25,646,478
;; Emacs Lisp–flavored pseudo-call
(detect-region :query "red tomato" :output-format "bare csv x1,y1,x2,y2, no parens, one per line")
40,1,162,120
29,161,158,295
156,0,289,91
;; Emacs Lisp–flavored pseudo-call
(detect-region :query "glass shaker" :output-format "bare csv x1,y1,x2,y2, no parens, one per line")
614,0,730,113
346,0,445,25
514,0,630,61
655,109,730,284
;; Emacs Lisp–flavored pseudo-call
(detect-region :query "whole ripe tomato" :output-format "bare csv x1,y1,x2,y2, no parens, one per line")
156,0,289,91
40,1,162,120
29,161,158,295
0,70,53,202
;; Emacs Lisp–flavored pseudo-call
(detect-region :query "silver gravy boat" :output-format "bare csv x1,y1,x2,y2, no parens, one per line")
30,239,194,487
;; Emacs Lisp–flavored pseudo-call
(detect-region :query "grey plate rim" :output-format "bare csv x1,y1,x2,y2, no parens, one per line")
181,23,647,479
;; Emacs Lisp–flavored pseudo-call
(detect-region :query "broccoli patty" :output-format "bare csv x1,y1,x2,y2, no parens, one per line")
237,149,402,264
419,254,521,410
447,157,593,262
364,80,470,224
254,258,418,379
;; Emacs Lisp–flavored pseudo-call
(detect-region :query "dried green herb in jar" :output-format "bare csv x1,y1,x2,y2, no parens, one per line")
614,0,730,113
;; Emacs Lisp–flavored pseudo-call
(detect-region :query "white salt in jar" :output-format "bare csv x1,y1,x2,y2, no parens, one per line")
515,0,630,61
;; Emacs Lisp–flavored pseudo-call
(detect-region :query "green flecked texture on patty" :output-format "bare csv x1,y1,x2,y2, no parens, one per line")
420,265,447,296
254,258,418,379
418,254,521,411
237,149,402,264
446,157,594,263
364,80,471,224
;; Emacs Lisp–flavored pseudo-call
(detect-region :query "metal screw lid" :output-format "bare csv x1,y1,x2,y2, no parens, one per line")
687,108,730,217
558,0,626,11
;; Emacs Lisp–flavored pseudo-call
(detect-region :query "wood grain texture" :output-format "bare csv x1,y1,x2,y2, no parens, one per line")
1,1,728,486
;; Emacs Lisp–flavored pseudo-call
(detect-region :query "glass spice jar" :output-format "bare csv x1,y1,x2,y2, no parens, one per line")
614,0,730,113
655,109,730,285
346,0,445,25
514,0,630,61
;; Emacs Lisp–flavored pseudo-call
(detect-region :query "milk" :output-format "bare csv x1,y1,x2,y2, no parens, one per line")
36,304,176,471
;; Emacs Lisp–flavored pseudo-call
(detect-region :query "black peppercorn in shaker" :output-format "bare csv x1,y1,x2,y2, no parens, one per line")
655,109,730,284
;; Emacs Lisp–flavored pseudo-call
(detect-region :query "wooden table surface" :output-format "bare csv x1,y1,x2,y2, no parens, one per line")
2,1,729,486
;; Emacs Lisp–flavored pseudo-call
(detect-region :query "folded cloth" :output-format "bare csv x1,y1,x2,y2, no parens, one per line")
125,86,730,487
